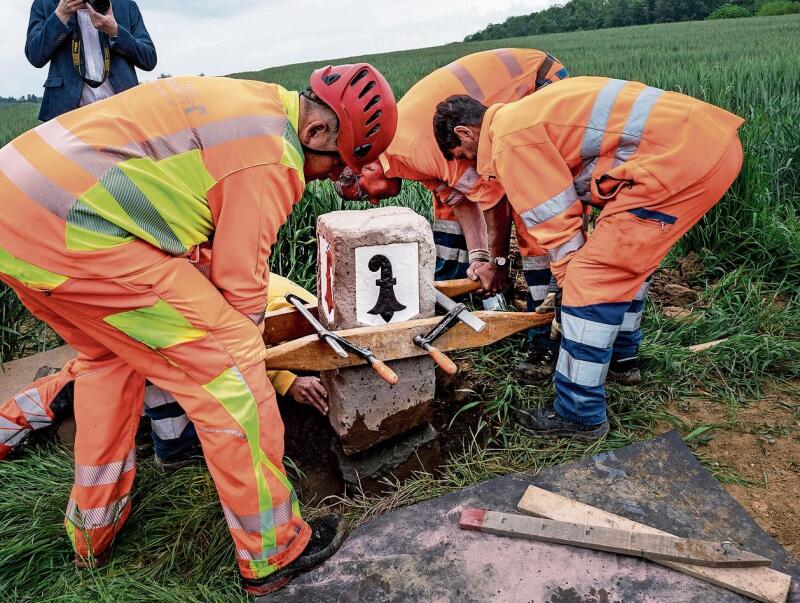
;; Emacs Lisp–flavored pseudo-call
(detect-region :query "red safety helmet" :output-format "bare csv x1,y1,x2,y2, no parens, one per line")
309,63,398,173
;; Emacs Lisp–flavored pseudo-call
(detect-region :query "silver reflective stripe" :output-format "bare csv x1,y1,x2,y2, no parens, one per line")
432,219,462,235
150,414,191,440
37,115,287,179
74,449,135,487
581,79,627,160
556,349,609,387
452,167,481,194
573,157,599,202
143,385,177,409
494,49,523,77
272,498,293,527
35,120,119,179
0,144,76,219
0,416,29,447
519,186,579,228
528,285,550,301
436,244,469,264
198,426,246,440
634,279,652,301
14,389,51,430
223,505,274,533
615,86,664,164
561,314,620,349
620,311,643,333
236,544,286,561
446,63,485,102
66,494,130,529
521,255,550,270
548,230,586,262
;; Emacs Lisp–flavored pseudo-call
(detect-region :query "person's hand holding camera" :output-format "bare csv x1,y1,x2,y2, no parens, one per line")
55,0,86,25
86,0,118,37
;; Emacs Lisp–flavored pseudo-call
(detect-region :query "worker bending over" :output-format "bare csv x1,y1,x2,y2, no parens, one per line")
335,48,570,380
0,275,327,469
0,66,397,595
433,77,743,441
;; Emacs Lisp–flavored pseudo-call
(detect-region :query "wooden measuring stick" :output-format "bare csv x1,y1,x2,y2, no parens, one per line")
517,486,791,603
460,508,770,568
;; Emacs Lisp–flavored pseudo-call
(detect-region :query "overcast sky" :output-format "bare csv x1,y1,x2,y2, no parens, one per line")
0,0,560,98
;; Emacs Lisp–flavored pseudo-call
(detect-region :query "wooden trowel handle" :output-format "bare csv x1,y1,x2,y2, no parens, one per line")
427,346,458,374
370,358,399,385
435,278,481,298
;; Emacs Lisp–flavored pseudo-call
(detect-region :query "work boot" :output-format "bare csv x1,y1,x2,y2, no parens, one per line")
243,514,346,598
511,405,609,442
608,357,642,386
514,346,557,383
154,441,205,471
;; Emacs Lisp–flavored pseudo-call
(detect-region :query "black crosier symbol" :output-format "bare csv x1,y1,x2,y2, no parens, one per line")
367,255,406,323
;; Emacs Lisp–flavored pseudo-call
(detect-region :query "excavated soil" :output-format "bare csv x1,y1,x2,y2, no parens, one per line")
664,388,800,558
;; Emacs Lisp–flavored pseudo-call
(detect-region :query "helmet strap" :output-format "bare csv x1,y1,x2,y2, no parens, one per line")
301,144,341,157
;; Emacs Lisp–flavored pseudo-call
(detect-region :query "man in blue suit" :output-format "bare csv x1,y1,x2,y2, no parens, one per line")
26,0,157,121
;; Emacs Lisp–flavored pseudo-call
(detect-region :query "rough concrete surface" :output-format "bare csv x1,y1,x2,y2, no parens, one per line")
317,208,436,453
271,431,800,602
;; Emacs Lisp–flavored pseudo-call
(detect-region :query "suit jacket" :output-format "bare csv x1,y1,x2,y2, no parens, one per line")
25,0,157,121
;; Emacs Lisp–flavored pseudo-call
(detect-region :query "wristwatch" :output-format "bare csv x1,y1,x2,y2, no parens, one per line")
491,256,508,267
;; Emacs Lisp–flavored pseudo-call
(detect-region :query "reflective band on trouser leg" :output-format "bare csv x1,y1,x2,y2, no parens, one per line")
433,218,469,281
521,254,553,348
554,302,628,425
613,273,654,362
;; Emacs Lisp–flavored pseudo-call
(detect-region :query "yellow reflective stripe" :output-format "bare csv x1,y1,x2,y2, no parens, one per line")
104,299,206,349
0,246,67,290
65,221,134,251
202,367,278,561
277,87,306,185
76,181,162,248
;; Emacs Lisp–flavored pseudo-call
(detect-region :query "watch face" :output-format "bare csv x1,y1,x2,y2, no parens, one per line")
496,257,507,266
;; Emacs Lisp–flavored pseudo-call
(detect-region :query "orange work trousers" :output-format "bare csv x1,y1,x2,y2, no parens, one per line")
555,136,744,425
0,256,309,580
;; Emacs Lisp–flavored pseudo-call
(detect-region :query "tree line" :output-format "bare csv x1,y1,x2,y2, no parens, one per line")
465,0,799,41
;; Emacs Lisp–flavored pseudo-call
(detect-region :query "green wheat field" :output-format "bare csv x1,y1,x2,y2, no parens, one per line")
1,14,799,602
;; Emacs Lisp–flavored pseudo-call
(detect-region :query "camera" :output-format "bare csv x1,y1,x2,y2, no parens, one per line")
87,0,110,14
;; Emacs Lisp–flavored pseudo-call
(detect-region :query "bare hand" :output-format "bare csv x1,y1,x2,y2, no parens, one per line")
287,376,329,415
467,260,499,297
86,1,118,37
56,0,86,24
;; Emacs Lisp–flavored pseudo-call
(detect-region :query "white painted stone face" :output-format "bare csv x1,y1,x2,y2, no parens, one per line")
319,234,335,322
355,242,420,326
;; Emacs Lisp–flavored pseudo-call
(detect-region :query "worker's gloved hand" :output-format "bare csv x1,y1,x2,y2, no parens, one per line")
288,376,329,415
467,260,499,297
550,290,562,341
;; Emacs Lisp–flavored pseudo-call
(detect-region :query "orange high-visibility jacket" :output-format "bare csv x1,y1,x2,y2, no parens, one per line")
381,48,565,206
477,76,744,283
0,76,305,316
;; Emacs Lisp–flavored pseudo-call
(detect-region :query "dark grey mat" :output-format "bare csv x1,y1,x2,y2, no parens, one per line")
273,431,799,602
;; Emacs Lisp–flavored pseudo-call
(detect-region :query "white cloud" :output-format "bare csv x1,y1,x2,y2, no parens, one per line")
1,0,557,97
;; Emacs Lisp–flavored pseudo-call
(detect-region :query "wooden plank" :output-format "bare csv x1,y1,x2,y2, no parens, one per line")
263,311,553,371
517,486,791,603
262,303,317,345
459,508,770,568
0,345,75,400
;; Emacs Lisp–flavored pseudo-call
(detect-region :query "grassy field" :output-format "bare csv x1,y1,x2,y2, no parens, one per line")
1,14,799,602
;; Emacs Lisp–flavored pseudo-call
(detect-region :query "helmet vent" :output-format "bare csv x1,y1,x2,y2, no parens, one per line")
354,143,372,157
358,80,376,99
366,110,382,125
350,69,370,86
366,124,381,138
322,73,341,85
364,95,381,111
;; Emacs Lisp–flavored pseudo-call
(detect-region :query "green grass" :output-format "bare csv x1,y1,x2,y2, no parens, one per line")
1,14,799,602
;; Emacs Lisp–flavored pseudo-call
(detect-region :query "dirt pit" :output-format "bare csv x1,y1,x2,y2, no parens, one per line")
664,386,800,558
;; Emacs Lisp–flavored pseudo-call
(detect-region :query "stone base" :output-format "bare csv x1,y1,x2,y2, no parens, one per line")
333,423,439,493
323,356,435,455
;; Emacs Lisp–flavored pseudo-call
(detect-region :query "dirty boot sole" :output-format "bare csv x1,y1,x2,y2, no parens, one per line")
607,368,642,386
